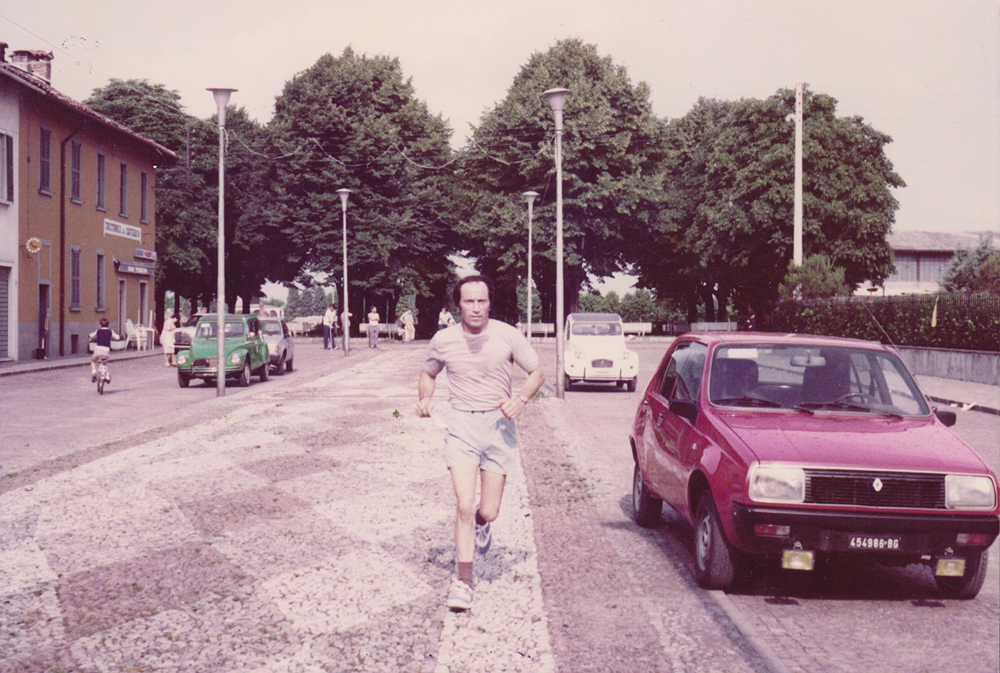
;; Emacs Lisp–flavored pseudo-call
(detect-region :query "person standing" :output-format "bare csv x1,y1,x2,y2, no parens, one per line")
161,314,177,366
367,306,380,349
322,304,337,350
415,275,544,611
401,308,415,342
437,307,454,331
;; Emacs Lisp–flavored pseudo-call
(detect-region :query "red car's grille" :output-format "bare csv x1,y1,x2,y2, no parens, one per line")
805,470,946,509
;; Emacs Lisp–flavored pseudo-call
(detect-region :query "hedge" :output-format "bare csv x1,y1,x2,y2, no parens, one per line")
767,292,1000,352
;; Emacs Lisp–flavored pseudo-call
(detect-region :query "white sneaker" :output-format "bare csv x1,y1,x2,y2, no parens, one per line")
446,578,474,611
475,518,492,555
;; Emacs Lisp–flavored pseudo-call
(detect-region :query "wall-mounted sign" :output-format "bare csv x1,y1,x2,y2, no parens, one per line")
115,258,155,275
134,247,157,261
104,218,142,242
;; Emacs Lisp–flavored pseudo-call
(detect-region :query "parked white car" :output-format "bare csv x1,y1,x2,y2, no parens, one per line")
563,312,640,392
260,318,295,375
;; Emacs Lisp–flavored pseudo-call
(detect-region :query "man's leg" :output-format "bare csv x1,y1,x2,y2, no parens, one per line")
478,469,506,523
449,464,479,564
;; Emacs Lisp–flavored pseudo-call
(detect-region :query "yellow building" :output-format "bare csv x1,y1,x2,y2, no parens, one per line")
0,47,175,361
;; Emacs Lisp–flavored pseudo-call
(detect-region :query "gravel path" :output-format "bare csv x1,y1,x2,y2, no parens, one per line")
0,346,554,672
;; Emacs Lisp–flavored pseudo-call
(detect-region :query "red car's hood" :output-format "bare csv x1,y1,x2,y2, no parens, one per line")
716,412,990,474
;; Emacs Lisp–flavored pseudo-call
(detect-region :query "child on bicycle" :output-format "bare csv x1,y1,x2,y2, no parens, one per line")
90,317,120,383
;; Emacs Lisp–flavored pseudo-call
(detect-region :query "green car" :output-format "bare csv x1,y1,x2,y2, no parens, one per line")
176,314,271,388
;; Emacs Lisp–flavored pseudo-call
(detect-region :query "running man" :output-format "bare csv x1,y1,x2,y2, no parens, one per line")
415,275,544,611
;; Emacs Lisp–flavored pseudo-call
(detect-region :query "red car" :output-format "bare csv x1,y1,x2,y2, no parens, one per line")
630,332,999,598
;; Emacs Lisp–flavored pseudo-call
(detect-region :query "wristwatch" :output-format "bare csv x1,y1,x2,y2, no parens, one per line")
517,393,530,404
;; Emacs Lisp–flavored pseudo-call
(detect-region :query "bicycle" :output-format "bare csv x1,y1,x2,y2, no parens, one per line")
95,354,111,394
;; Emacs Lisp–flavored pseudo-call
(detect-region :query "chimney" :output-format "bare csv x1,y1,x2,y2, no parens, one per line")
11,49,53,83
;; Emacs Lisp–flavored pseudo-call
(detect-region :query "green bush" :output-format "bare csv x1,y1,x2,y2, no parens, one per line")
768,292,1000,352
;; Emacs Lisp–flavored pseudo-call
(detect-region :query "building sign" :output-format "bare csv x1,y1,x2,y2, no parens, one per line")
115,258,155,275
134,247,157,261
104,218,142,242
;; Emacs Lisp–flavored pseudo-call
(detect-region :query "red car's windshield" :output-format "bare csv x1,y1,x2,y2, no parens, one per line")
709,344,930,417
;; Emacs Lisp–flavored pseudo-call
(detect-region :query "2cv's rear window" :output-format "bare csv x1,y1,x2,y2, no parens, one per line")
571,322,622,336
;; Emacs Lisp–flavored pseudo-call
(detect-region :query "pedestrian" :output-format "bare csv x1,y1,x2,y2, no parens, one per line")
322,303,337,349
161,314,177,366
367,306,380,348
401,307,415,342
415,275,545,611
438,306,454,331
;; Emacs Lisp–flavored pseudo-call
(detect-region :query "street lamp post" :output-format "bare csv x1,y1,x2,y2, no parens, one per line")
208,87,236,398
337,188,352,354
793,82,803,266
522,191,539,344
540,88,570,399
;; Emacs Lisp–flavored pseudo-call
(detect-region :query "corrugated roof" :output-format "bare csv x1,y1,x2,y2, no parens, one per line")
887,230,987,252
0,60,176,163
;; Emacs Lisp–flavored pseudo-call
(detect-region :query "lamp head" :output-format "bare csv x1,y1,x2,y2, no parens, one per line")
540,88,571,113
207,88,237,126
336,188,352,209
523,191,539,207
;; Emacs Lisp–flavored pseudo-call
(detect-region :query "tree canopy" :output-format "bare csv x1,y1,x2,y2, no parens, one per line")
941,233,1000,293
456,39,669,323
632,87,903,321
267,48,459,333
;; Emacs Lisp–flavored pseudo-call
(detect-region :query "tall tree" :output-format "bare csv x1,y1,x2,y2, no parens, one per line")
632,87,903,321
631,97,734,322
697,87,902,315
268,48,459,335
457,39,669,323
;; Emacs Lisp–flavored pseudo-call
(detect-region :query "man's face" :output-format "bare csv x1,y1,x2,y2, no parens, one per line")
458,282,490,333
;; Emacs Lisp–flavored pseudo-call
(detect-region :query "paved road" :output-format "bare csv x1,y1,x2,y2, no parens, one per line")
0,340,997,672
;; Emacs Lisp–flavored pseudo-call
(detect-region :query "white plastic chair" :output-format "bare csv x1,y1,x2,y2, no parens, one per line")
124,319,140,350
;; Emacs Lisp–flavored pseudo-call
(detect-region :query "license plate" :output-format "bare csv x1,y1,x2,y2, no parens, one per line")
848,535,900,551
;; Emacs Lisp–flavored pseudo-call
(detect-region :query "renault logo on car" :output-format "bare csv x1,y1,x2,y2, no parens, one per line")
872,478,883,492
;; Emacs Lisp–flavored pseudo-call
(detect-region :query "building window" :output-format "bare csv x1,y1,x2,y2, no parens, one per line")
96,153,107,210
1,132,13,203
70,245,82,311
96,251,106,311
39,126,52,194
140,170,149,223
119,161,128,217
70,140,82,203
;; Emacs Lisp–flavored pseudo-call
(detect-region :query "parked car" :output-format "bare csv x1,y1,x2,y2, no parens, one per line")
630,332,999,598
564,312,639,391
260,318,294,375
172,312,205,351
175,314,270,388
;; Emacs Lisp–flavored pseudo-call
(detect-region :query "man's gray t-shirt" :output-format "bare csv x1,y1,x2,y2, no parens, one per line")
422,319,539,412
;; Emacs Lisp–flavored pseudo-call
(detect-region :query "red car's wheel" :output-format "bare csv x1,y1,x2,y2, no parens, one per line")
632,462,662,527
693,491,737,590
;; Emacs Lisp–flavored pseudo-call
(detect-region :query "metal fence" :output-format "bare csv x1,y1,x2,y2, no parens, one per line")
767,292,1000,352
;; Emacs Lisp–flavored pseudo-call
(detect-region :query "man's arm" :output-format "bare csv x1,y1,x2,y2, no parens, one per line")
415,370,437,417
499,365,545,420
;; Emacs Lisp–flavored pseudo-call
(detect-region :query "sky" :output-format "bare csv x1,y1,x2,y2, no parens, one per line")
3,0,998,295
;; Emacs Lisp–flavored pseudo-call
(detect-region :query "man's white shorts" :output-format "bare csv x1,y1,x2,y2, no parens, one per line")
444,408,517,475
